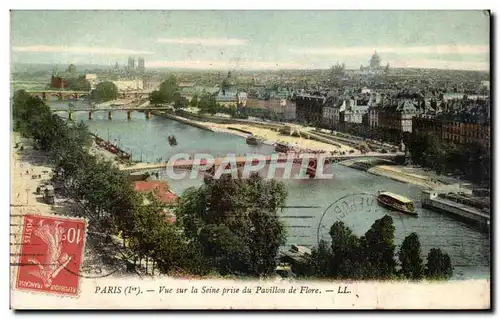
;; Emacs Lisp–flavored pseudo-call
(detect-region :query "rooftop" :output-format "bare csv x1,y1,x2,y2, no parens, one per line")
134,181,179,205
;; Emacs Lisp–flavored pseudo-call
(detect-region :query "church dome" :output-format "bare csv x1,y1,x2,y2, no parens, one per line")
369,51,382,68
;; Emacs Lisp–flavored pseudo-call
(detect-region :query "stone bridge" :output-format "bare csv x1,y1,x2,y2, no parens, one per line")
52,107,172,120
27,89,152,101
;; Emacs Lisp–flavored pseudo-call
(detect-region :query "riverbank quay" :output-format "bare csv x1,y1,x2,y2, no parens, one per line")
342,157,490,229
151,110,354,153
421,188,490,231
90,133,132,164
341,158,441,189
151,110,215,132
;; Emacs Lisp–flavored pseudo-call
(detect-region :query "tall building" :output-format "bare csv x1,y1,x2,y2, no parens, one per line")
128,56,135,70
138,57,145,73
369,51,381,68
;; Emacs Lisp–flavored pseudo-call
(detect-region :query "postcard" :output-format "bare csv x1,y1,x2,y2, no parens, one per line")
10,10,491,310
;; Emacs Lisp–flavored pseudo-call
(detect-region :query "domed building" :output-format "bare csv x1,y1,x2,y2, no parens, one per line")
359,51,389,74
369,51,382,69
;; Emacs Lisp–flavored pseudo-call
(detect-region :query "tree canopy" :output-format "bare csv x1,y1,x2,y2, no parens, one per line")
150,75,179,105
92,81,118,103
398,232,424,280
176,174,288,277
296,215,453,281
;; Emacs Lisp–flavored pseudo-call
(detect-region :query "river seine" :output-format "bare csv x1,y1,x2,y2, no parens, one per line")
49,102,490,280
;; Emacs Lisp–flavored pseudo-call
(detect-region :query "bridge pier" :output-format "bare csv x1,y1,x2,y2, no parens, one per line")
68,111,74,121
127,111,132,120
146,111,152,119
108,111,113,120
88,112,93,120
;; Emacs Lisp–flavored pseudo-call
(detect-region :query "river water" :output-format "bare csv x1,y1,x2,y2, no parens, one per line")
49,101,490,280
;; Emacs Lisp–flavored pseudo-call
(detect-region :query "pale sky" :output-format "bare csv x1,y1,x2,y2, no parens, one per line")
10,10,490,71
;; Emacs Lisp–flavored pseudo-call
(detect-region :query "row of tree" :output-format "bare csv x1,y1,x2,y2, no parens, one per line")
13,89,197,275
12,89,288,278
297,216,453,280
407,132,491,185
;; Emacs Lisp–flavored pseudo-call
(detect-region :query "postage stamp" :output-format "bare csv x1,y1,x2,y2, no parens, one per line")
15,214,87,297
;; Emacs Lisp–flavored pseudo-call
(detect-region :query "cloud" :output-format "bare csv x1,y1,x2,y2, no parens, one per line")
289,45,489,56
11,45,155,55
146,60,312,70
156,37,247,47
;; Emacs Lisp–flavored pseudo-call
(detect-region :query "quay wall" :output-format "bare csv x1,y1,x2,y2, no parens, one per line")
421,190,489,230
150,111,214,132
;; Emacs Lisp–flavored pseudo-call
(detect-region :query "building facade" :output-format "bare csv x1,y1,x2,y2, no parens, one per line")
138,57,145,73
376,99,420,142
128,56,135,70
112,79,144,91
295,95,326,124
413,115,490,147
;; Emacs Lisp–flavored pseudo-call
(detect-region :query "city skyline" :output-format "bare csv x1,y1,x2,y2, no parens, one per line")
11,11,490,71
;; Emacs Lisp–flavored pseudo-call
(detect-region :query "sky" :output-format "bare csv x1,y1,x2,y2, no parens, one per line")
10,10,490,71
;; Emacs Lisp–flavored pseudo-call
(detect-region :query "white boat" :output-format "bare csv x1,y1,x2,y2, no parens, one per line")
377,191,417,216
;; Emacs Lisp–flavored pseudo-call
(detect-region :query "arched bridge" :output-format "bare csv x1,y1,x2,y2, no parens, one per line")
119,152,406,173
27,90,90,101
27,89,152,101
52,107,172,120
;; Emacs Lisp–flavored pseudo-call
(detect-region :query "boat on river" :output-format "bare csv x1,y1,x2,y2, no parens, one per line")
246,136,262,146
377,191,417,216
275,142,291,153
168,135,178,146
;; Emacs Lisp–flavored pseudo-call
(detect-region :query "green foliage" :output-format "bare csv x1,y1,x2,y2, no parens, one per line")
197,93,218,115
425,248,453,280
175,174,287,277
303,240,333,278
150,75,179,105
190,94,199,108
329,221,362,278
66,76,91,91
11,89,201,277
408,132,490,184
297,215,452,281
172,92,187,109
359,215,396,279
398,232,424,280
92,81,118,103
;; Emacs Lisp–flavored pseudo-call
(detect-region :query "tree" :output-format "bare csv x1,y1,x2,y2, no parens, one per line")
159,75,178,102
329,221,361,277
92,81,118,103
190,94,199,108
66,76,91,91
198,94,217,115
359,215,397,279
149,90,164,106
175,174,287,277
303,240,333,278
398,232,424,280
149,75,179,105
425,248,453,280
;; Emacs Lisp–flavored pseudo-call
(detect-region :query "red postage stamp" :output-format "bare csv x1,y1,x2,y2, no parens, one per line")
15,214,87,297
